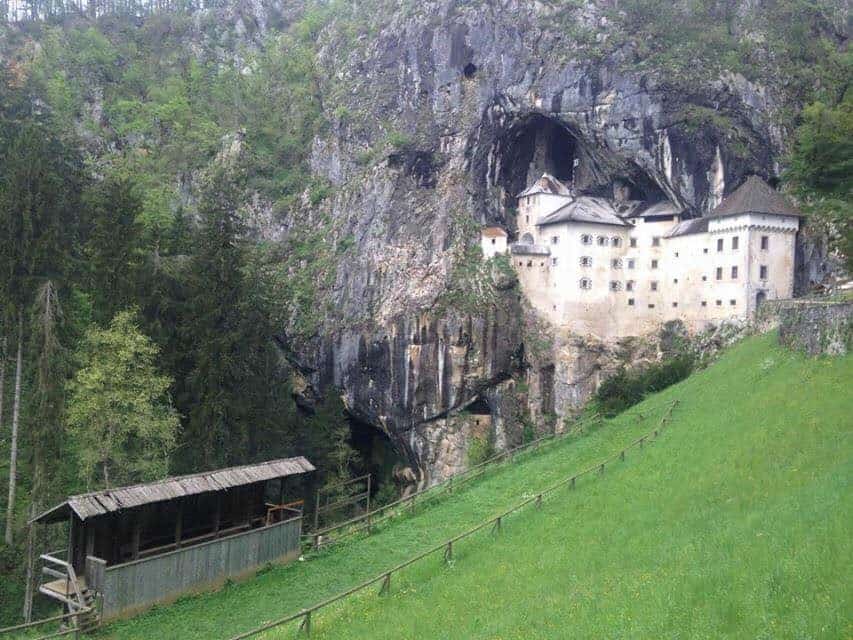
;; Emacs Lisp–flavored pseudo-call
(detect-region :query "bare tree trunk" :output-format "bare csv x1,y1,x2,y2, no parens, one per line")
5,312,23,545
0,336,6,448
23,502,37,622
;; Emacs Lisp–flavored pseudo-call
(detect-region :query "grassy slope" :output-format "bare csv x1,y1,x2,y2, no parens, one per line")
103,332,851,639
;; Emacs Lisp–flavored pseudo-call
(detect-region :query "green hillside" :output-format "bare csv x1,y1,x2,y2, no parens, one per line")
100,331,851,639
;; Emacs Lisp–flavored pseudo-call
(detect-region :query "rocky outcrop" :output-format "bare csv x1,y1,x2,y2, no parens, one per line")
777,300,853,356
287,0,834,479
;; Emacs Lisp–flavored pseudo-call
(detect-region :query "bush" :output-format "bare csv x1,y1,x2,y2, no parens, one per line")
467,434,495,467
593,355,694,417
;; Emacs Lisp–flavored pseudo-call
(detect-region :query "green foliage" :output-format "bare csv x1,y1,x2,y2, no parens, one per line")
467,432,495,467
593,355,694,417
786,87,853,271
66,310,179,489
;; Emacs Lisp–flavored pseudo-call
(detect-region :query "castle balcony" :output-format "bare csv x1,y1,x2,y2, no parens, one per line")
510,243,551,256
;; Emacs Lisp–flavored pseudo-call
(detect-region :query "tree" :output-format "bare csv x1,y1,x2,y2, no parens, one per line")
80,176,144,325
66,310,179,488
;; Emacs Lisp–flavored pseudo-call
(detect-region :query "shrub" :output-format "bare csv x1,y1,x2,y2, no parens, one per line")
593,354,694,417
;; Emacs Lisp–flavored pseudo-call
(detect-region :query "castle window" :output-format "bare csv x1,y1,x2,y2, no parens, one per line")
716,299,722,306
609,281,621,291
702,275,707,281
491,238,496,245
579,277,592,290
701,301,707,307
551,235,560,244
527,261,533,267
730,299,737,306
627,259,636,269
760,265,768,279
611,258,623,269
597,235,609,246
552,257,558,266
672,302,678,307
651,259,659,269
716,267,723,280
717,238,724,252
611,237,622,247
518,261,523,266
761,236,769,250
732,236,739,250
673,278,678,284
626,280,635,291
731,266,738,279
650,281,658,291
581,234,592,245
526,215,529,223
703,248,709,254
674,252,679,258
580,256,593,267
648,304,655,309
630,238,637,248
628,298,635,306
652,236,661,247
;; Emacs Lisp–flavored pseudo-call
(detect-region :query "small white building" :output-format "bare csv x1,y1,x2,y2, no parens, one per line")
511,174,800,338
480,225,508,258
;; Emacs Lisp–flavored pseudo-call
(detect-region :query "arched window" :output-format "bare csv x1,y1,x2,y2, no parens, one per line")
581,234,592,245
597,235,609,246
520,233,534,245
579,277,592,290
579,256,593,267
611,237,622,247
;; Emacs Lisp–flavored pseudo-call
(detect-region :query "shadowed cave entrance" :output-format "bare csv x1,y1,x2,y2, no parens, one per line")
483,112,669,220
347,414,411,504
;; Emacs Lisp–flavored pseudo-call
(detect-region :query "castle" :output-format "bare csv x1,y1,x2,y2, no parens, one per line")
490,174,800,339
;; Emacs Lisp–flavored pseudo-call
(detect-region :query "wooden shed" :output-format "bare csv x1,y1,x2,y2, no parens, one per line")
30,456,314,622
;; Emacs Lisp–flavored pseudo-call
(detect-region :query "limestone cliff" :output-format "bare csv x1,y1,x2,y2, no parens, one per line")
286,0,845,480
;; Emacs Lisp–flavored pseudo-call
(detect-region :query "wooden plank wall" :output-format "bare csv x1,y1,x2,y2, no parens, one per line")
95,516,302,621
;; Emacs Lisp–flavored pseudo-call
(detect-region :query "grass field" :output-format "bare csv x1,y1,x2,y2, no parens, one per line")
96,332,851,638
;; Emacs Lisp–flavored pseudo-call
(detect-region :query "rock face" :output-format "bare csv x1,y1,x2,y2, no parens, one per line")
279,0,842,480
773,300,853,356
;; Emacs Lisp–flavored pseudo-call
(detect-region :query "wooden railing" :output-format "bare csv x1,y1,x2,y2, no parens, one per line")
230,400,679,639
304,412,605,549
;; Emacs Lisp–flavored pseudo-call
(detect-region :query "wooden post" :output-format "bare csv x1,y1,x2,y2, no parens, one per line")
365,474,371,520
85,523,95,560
570,476,576,490
300,610,311,636
444,541,453,563
379,572,391,596
213,493,222,538
535,494,542,508
620,450,626,462
313,488,320,532
174,502,183,548
131,516,141,560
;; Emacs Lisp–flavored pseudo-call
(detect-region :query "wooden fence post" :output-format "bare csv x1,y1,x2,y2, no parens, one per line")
620,450,625,462
444,541,453,563
492,516,501,534
300,610,312,636
535,494,542,508
379,573,391,596
599,463,605,474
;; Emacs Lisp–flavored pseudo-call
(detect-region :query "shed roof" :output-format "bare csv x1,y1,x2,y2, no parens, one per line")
710,175,801,218
32,456,315,524
538,197,629,228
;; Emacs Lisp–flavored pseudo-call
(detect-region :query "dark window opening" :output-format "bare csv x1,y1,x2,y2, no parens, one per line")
463,63,478,79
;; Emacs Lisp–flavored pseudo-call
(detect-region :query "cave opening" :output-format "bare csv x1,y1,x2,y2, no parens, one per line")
493,114,577,203
347,414,410,503
483,112,671,223
463,62,477,78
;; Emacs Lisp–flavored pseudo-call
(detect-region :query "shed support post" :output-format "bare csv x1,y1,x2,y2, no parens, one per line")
131,515,141,560
175,502,183,548
213,493,221,538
